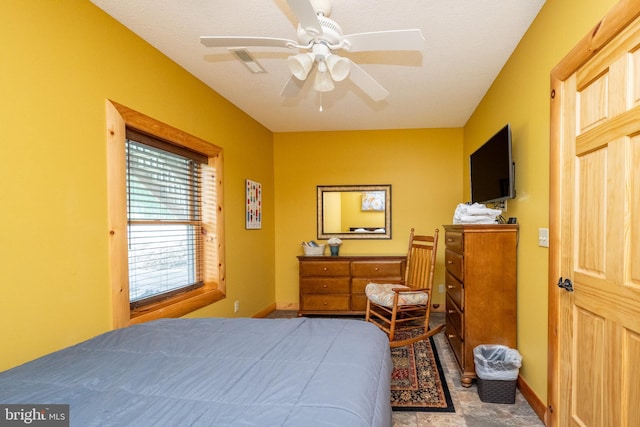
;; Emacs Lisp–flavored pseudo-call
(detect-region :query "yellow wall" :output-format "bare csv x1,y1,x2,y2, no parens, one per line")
464,0,618,401
0,1,275,371
273,129,463,309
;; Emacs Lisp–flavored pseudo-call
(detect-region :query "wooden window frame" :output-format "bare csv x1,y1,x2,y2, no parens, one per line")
106,100,226,328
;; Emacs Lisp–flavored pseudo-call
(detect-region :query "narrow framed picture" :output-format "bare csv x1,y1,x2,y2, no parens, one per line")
246,179,262,229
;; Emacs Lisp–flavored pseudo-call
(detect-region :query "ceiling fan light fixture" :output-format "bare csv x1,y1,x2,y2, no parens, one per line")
287,53,315,80
325,54,350,81
314,68,335,92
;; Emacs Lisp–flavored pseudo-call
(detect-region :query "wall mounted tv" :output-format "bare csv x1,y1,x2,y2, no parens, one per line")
470,123,515,204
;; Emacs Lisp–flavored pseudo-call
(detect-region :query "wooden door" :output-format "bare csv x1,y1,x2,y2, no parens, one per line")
549,3,640,426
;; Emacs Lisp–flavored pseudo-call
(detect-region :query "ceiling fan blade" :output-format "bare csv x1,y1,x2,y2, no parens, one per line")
280,75,307,97
342,29,425,52
286,0,323,36
200,36,297,49
348,62,389,102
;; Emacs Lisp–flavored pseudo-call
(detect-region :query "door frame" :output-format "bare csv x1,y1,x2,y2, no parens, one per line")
547,1,640,425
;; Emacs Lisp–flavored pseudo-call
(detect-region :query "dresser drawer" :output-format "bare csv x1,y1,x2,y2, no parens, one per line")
300,278,350,294
351,277,403,295
351,278,369,295
444,231,463,253
445,271,464,310
351,294,368,311
446,324,463,368
300,261,351,277
446,294,463,338
301,295,350,311
445,249,464,282
351,260,404,278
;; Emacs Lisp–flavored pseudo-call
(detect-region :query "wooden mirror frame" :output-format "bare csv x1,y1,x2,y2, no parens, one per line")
317,185,392,240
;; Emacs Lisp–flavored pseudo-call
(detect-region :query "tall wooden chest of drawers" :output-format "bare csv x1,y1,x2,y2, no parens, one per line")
297,255,406,316
443,224,518,386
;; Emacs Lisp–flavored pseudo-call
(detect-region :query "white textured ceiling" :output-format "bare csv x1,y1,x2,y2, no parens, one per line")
90,0,545,132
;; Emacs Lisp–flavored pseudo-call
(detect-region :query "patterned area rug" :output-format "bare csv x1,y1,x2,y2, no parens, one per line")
390,331,455,412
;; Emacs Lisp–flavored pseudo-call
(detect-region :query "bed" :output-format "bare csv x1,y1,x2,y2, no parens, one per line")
0,317,392,426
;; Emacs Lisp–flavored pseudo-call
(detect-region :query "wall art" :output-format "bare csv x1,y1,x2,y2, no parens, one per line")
246,179,262,229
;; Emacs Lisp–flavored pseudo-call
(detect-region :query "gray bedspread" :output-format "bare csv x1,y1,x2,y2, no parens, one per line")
0,317,392,426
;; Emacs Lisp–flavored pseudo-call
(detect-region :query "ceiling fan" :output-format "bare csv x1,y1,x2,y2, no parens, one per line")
200,0,425,102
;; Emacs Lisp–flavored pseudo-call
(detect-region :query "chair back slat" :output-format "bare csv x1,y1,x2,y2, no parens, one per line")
404,229,438,291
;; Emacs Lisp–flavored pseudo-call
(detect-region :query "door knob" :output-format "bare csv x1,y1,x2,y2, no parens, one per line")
557,277,574,292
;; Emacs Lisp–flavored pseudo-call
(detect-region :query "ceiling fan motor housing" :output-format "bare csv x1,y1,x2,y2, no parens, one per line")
297,16,343,46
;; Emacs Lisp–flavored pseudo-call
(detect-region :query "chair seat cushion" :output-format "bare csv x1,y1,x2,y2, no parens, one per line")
365,283,429,307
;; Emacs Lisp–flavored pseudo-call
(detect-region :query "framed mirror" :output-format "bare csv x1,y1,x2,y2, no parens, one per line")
317,185,392,240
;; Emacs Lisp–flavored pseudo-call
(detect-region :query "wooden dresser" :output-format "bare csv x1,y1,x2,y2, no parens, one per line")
297,255,406,316
443,224,518,386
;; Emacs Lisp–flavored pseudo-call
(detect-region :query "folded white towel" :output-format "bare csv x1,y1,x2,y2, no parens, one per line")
465,205,502,217
453,203,501,224
456,214,498,224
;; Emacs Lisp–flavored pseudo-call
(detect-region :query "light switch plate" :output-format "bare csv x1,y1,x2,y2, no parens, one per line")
538,228,549,247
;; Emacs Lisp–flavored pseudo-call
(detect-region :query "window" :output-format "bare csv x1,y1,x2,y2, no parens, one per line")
107,101,225,327
126,130,211,307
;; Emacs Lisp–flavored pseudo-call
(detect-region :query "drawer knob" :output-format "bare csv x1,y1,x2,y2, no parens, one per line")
448,309,455,314
323,284,328,288
447,260,453,264
447,238,453,242
447,334,456,339
323,301,328,305
374,267,379,271
447,284,454,289
323,267,328,271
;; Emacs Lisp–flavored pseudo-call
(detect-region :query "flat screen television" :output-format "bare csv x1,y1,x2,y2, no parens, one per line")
470,124,515,204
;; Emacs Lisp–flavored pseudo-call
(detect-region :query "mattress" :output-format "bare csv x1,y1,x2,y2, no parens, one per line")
0,317,392,426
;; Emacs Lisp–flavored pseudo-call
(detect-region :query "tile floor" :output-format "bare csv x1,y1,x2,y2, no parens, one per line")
393,312,544,427
266,310,545,427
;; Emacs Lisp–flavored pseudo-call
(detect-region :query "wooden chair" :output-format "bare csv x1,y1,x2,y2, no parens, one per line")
365,228,444,348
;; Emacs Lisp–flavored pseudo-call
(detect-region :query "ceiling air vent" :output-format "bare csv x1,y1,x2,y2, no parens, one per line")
230,49,266,74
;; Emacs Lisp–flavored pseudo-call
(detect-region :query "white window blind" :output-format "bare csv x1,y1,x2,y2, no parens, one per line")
126,130,210,308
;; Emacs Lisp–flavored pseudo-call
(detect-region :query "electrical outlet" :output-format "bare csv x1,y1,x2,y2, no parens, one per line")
234,301,240,313
438,284,445,293
538,228,549,247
